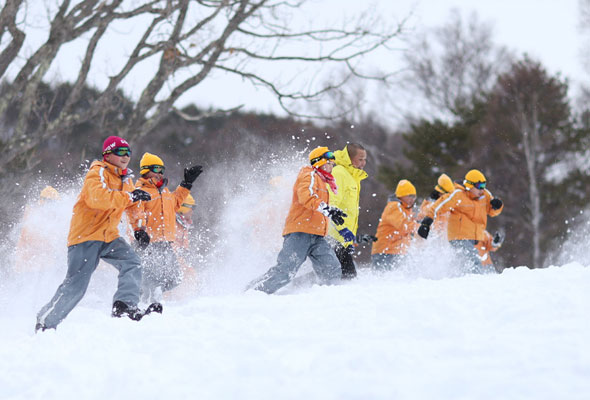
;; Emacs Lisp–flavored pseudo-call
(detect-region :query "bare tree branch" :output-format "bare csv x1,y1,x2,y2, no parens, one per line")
0,0,407,167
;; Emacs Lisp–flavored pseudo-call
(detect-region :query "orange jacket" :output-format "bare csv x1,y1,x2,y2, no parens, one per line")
130,177,190,242
174,213,192,250
282,166,331,237
67,160,136,246
418,196,449,235
426,185,503,241
372,199,419,255
476,230,499,266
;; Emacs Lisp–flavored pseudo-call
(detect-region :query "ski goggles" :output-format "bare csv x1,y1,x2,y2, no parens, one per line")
146,165,165,174
105,147,132,157
310,151,336,165
467,180,486,189
181,203,195,209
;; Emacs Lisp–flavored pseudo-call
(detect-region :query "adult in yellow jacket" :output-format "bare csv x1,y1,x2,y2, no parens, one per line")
130,152,202,302
371,180,419,270
327,143,369,279
418,169,504,273
249,147,345,294
36,136,153,331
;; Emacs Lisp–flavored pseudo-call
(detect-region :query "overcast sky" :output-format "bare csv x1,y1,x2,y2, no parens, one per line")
10,0,588,122
195,0,587,119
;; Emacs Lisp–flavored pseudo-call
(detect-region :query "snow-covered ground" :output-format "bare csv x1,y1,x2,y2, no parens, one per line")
0,166,589,400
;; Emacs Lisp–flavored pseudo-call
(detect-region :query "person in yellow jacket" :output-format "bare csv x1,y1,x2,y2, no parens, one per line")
248,147,345,294
36,136,153,332
371,180,419,270
130,152,202,302
418,169,504,274
417,173,454,237
327,143,370,279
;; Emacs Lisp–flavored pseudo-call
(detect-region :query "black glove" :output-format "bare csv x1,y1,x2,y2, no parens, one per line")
130,189,151,202
320,204,347,225
430,190,441,201
417,217,433,239
134,229,150,249
492,232,504,247
356,234,378,244
180,165,203,189
490,198,503,210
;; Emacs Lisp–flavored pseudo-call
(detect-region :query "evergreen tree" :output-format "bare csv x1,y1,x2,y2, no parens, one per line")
475,57,583,268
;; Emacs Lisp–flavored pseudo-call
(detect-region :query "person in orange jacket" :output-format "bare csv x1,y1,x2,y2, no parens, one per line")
130,152,202,302
371,180,419,271
476,230,504,272
15,186,62,273
418,169,504,274
175,193,195,252
417,173,455,237
248,147,345,294
36,136,153,332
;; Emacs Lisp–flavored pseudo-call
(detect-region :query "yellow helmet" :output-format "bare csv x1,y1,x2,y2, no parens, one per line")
309,146,335,168
395,179,416,197
435,173,454,194
178,194,195,214
140,152,165,175
40,185,59,200
464,169,486,189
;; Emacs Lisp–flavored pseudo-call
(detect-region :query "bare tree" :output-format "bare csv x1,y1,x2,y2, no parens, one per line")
0,0,406,168
403,9,511,116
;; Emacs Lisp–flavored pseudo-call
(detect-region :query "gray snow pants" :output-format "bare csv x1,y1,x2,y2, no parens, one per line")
37,238,142,329
449,240,485,274
252,232,341,294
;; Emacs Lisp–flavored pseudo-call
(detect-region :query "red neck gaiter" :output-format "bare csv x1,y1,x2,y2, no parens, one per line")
314,167,338,195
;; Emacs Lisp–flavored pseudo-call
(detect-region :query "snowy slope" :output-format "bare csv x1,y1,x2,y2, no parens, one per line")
0,264,589,400
0,165,589,400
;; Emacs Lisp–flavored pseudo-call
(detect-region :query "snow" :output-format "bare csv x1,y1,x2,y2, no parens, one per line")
1,169,589,400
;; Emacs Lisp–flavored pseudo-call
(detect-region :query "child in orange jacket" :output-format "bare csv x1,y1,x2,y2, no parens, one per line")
418,169,504,274
36,136,153,331
371,180,419,271
249,147,345,294
129,152,202,302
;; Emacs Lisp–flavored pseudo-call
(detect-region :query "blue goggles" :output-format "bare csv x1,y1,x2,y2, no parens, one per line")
105,147,132,157
468,180,486,189
310,151,335,165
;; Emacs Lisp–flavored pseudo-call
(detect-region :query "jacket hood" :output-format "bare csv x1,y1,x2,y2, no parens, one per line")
334,146,368,180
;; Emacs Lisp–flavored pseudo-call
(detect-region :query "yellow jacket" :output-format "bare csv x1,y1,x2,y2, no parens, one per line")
130,177,190,242
283,166,331,237
328,146,368,245
426,184,503,241
67,160,136,246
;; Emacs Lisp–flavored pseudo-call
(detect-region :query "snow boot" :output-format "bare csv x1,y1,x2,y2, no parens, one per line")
145,302,163,315
111,300,144,321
